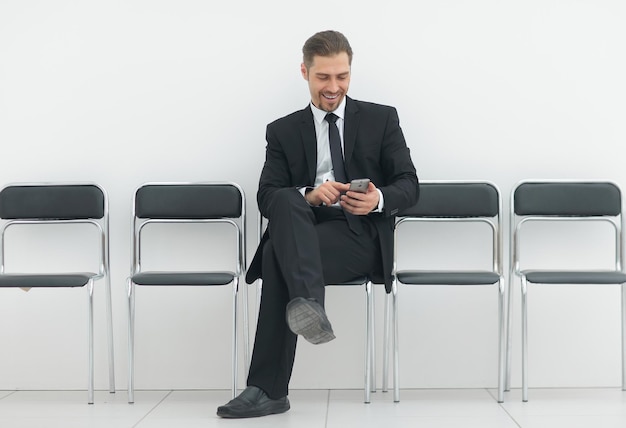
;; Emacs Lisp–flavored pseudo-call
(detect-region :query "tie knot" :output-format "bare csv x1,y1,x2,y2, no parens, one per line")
325,113,338,124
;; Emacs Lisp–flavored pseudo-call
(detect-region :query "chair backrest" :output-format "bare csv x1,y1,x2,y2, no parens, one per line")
131,182,246,276
510,180,623,274
513,181,621,217
0,183,109,275
401,181,500,218
135,184,243,219
0,184,105,220
396,180,502,273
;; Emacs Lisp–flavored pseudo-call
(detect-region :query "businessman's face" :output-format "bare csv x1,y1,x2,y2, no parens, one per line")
301,52,351,112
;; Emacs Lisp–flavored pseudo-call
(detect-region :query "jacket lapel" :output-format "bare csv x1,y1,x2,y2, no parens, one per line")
299,105,317,184
343,97,359,179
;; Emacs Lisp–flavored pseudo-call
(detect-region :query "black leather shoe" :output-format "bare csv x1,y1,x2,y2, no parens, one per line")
216,386,290,418
286,297,335,344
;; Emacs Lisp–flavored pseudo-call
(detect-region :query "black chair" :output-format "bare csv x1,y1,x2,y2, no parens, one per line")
510,180,626,401
384,180,507,403
127,182,247,403
257,213,377,403
0,182,115,404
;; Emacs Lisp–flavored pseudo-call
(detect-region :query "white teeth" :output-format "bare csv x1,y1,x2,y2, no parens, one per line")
324,94,338,99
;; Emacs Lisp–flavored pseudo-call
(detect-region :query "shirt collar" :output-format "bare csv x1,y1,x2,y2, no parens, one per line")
310,97,347,125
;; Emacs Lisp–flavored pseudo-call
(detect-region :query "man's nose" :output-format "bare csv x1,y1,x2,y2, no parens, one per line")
327,78,339,92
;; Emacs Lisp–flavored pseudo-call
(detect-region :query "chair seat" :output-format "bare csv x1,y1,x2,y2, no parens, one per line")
330,274,385,287
331,276,369,286
523,270,626,284
397,270,501,285
0,273,97,288
131,271,236,286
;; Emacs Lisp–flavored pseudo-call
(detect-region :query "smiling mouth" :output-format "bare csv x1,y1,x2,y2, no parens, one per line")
323,93,339,101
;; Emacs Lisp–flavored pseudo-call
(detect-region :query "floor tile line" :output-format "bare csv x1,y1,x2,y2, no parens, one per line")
0,390,17,401
485,388,495,401
324,389,331,428
131,389,173,428
487,388,523,428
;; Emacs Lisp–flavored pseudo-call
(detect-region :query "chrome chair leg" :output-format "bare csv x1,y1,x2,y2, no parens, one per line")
231,279,239,399
127,279,135,404
521,276,528,402
382,291,390,393
370,283,376,394
105,275,115,394
497,278,506,403
622,283,626,391
241,278,250,376
364,281,372,403
505,272,514,392
392,281,400,403
87,279,94,405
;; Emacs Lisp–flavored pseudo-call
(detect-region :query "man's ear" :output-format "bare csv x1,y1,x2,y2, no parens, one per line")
301,63,308,80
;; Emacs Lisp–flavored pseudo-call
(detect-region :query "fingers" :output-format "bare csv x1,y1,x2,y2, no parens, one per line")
309,181,374,210
316,181,347,206
341,189,379,215
318,188,340,206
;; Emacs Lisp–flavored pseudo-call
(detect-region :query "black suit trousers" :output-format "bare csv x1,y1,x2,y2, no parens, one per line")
247,188,381,399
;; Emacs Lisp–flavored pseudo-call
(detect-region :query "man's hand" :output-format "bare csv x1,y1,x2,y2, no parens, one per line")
304,181,350,207
341,182,380,215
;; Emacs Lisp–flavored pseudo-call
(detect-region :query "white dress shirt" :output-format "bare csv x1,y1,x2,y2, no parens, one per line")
301,99,384,212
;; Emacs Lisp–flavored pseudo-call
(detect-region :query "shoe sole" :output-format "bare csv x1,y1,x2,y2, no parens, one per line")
286,299,335,344
217,402,290,418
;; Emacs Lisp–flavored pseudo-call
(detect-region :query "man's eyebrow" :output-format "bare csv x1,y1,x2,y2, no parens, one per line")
314,72,350,77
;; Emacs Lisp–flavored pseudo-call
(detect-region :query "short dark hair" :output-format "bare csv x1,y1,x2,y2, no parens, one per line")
302,30,353,69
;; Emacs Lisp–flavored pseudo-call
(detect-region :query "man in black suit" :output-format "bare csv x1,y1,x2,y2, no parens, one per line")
217,30,419,418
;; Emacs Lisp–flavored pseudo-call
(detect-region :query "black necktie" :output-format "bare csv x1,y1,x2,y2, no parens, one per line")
325,113,362,234
325,113,348,183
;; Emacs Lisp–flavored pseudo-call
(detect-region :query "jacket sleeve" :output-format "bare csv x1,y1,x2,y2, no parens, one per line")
257,123,294,219
377,107,419,217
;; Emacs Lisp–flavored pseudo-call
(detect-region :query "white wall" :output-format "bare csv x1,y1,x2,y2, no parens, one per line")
0,0,625,393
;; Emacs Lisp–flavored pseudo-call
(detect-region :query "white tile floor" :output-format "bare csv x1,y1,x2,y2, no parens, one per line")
1,388,625,427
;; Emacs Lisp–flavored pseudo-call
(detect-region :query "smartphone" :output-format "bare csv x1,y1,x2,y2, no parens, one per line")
349,178,370,193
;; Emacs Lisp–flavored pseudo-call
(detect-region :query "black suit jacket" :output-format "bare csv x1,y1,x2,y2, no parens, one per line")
246,96,419,291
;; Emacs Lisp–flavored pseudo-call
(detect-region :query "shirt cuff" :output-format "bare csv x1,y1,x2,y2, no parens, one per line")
375,189,384,212
299,186,316,206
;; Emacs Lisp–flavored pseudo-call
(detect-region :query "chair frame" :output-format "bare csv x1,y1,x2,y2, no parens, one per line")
256,213,376,403
383,180,507,403
509,179,626,402
127,181,247,403
0,182,115,404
